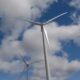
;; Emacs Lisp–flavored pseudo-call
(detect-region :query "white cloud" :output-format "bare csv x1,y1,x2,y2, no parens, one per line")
69,0,80,24
0,0,57,17
0,0,57,34
0,59,25,73
0,0,57,60
23,22,80,80
0,0,80,80
23,22,80,56
0,21,80,80
30,55,80,80
69,0,80,9
70,11,80,24
0,0,57,75
0,39,26,61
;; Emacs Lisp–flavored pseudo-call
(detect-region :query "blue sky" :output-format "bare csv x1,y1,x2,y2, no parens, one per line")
0,0,80,80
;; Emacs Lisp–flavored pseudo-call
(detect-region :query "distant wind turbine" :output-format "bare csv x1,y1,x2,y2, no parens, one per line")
21,12,68,80
17,54,43,80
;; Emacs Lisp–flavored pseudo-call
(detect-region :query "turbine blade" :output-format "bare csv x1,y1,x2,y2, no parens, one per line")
44,12,68,25
22,58,28,68
43,27,50,49
30,59,43,65
20,18,41,25
19,54,29,68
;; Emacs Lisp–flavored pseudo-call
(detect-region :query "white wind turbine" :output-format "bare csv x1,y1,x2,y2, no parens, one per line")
17,54,43,80
21,12,68,80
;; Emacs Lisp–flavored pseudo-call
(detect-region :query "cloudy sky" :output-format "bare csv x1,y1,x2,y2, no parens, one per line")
0,0,80,80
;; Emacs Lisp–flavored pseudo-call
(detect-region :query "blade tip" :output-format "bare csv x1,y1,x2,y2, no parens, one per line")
64,12,68,14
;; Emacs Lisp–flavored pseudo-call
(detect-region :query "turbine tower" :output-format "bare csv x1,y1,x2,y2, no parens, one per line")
21,12,68,80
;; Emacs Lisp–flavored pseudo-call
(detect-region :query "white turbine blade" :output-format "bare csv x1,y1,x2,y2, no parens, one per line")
44,12,68,25
43,27,50,49
20,18,41,25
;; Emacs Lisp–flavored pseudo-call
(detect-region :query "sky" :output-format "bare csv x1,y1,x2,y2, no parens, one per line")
0,0,80,80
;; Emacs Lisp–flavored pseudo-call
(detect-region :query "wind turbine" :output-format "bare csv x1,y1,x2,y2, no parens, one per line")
17,54,43,80
21,12,68,80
